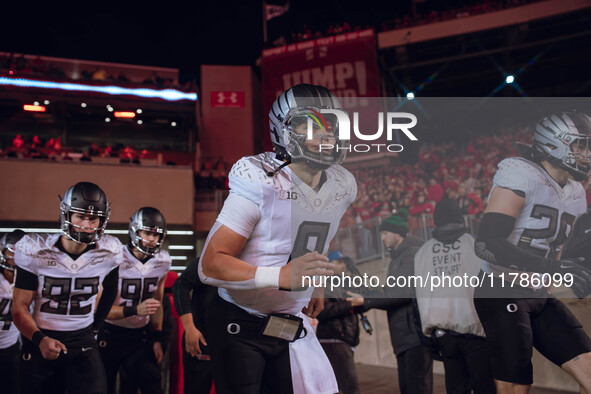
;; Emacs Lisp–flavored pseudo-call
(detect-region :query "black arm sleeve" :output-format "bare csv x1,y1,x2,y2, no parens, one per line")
15,267,38,291
94,267,119,330
172,258,201,316
475,212,558,273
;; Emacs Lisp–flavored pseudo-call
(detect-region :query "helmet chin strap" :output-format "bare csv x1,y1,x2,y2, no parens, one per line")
262,159,291,177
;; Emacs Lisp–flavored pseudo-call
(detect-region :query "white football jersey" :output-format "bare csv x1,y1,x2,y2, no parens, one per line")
14,233,122,332
212,152,357,316
483,157,587,275
106,246,171,329
0,273,19,349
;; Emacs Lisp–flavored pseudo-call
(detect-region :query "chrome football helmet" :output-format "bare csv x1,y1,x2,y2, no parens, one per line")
533,112,591,181
0,229,25,272
59,182,110,244
269,84,349,170
129,207,167,256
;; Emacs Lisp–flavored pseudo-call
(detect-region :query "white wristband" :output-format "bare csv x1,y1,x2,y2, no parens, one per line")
254,267,281,289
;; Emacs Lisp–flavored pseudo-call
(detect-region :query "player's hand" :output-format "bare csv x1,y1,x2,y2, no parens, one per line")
39,337,67,360
185,326,207,357
153,341,163,364
303,287,325,318
346,291,365,307
136,298,161,316
279,252,334,289
302,296,324,318
559,257,591,298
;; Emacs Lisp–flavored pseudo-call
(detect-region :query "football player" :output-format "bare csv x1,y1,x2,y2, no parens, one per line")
0,229,26,394
198,84,357,394
98,207,170,394
12,182,121,394
474,112,591,393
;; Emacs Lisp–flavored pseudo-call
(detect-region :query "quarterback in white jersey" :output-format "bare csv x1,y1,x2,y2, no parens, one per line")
474,112,591,393
12,182,121,394
199,84,356,394
0,230,26,394
98,207,170,394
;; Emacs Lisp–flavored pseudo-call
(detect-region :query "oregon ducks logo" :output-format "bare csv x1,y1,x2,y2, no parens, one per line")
227,323,241,335
506,303,518,313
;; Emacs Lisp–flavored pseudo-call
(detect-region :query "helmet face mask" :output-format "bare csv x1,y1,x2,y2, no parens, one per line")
129,207,167,256
59,182,110,245
269,84,348,169
533,112,591,181
282,106,350,170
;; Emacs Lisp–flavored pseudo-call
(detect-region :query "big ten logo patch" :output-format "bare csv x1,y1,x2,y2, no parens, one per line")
279,190,298,200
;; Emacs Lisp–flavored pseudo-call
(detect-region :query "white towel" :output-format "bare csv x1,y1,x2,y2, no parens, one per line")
289,313,338,394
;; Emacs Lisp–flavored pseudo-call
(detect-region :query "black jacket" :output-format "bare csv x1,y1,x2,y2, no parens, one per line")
316,286,361,347
364,234,424,356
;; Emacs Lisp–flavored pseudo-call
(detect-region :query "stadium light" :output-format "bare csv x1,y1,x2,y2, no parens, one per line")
407,92,415,100
506,75,515,84
114,111,136,118
23,104,46,112
0,77,198,101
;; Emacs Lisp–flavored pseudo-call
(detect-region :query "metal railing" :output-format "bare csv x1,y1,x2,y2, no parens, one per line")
331,214,481,263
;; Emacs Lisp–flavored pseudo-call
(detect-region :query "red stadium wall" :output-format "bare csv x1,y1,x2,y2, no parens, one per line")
0,160,194,225
199,65,262,165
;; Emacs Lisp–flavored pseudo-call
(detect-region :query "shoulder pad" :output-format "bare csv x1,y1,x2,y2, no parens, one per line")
155,250,172,267
14,233,59,256
228,153,288,205
96,235,123,254
493,157,545,197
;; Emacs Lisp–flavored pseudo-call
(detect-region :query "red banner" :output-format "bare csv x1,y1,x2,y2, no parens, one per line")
261,29,381,150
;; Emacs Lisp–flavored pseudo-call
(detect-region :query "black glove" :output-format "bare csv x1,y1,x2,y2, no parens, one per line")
558,257,591,299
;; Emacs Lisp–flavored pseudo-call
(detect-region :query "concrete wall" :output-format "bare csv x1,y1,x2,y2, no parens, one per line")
0,159,194,225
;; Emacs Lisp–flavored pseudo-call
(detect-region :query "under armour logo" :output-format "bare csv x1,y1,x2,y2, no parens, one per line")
217,92,238,104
